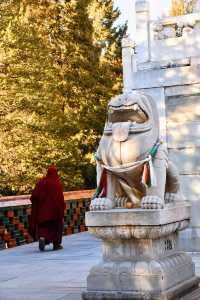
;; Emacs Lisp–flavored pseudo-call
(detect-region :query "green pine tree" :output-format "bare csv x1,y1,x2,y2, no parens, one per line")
78,0,127,188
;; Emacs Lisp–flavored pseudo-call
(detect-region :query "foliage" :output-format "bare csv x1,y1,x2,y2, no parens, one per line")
0,0,126,195
170,0,197,16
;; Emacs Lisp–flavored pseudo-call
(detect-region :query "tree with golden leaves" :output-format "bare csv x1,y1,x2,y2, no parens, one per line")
0,0,126,195
170,0,196,16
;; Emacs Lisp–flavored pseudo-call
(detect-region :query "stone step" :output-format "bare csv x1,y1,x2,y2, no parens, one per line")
178,288,200,300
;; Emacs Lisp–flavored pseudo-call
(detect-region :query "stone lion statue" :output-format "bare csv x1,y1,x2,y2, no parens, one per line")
90,91,182,210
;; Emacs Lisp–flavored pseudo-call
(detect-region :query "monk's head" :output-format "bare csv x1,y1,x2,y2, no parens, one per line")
47,164,58,177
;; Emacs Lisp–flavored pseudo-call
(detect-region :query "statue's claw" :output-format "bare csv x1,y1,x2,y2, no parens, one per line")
90,198,115,211
141,196,164,209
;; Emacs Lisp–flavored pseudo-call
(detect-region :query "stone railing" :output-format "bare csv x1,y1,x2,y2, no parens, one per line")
152,13,200,40
134,1,200,65
0,190,93,250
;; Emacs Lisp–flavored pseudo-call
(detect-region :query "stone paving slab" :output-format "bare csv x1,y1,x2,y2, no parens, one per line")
0,232,200,300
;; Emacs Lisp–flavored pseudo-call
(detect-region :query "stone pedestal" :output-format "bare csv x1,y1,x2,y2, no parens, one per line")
82,202,200,300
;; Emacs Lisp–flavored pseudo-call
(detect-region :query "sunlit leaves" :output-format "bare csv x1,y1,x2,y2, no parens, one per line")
0,0,125,195
170,0,196,16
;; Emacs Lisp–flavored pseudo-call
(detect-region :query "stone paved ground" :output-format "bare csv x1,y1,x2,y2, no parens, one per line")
0,232,200,300
0,232,101,300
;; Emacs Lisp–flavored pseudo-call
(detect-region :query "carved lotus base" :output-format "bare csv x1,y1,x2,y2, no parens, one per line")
83,253,198,299
82,276,200,300
82,202,200,299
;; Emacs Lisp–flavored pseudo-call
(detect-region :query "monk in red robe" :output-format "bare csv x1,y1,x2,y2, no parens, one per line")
29,165,65,251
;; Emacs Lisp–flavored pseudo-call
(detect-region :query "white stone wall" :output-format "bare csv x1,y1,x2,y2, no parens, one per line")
121,0,200,251
165,86,200,226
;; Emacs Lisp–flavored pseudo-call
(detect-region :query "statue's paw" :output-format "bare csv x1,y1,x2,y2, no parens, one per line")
90,197,115,211
141,196,164,209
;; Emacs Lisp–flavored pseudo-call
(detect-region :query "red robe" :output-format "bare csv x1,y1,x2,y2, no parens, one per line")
29,166,65,245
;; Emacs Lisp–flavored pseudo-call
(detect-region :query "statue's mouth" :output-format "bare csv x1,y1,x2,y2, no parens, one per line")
104,103,152,138
108,104,148,124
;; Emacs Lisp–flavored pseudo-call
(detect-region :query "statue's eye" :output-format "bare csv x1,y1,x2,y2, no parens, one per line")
109,109,114,114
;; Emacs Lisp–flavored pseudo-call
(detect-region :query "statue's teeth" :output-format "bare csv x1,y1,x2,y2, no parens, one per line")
133,104,139,111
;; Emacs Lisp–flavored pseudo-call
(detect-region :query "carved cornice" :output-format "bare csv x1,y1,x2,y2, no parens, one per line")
88,219,189,240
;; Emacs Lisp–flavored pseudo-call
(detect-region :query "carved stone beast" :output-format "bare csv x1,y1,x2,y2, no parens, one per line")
90,91,181,210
